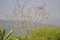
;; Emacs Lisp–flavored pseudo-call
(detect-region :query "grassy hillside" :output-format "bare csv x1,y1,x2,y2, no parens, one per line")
0,25,60,40
20,25,60,40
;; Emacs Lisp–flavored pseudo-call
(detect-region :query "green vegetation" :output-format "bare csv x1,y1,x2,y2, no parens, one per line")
0,25,60,40
19,26,60,40
7,36,20,40
0,29,13,40
0,29,5,40
0,25,13,40
27,26,60,40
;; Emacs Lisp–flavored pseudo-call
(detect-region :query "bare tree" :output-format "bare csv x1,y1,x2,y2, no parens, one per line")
5,0,48,35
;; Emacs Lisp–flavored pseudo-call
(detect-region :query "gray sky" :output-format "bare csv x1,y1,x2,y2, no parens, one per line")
0,0,60,26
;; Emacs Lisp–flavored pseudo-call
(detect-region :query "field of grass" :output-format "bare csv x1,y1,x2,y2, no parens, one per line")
0,25,60,40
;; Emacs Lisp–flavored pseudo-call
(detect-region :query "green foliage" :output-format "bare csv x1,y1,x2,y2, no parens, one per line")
19,26,60,40
0,29,5,40
5,30,13,40
26,26,60,40
7,36,20,40
0,25,13,40
0,24,60,40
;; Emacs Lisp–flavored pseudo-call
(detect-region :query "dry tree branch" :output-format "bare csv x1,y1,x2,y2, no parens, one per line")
4,0,48,35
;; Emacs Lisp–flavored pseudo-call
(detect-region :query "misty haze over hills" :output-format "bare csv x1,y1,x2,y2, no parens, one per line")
0,20,43,36
0,20,60,36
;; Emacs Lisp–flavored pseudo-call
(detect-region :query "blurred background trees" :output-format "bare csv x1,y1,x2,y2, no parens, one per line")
5,0,48,35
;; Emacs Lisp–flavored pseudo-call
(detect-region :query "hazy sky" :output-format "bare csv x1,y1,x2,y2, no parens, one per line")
0,0,60,26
